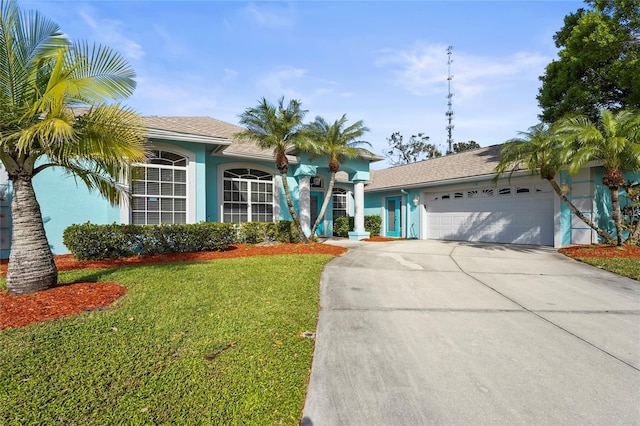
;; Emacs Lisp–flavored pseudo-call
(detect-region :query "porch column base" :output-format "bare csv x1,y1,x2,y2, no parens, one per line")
348,228,370,241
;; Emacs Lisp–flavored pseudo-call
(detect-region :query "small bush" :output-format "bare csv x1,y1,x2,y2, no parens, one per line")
234,221,300,244
236,222,277,244
275,220,300,243
364,215,382,236
333,216,353,237
63,222,234,260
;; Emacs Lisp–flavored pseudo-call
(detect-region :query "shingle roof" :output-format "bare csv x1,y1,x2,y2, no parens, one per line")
366,144,505,191
143,116,242,139
143,115,277,159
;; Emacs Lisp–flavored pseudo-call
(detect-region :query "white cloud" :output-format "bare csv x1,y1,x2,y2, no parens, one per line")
257,66,308,99
152,24,189,57
78,7,144,60
129,75,221,116
223,68,239,81
375,43,550,103
241,3,293,29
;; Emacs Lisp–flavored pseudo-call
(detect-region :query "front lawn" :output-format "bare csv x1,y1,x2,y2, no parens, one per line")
573,257,640,281
0,255,332,425
559,244,640,281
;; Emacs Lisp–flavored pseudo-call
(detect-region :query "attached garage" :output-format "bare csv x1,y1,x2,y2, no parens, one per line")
365,145,564,247
423,179,554,245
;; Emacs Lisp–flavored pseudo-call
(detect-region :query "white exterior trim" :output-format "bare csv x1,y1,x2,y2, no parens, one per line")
121,142,197,224
217,162,280,222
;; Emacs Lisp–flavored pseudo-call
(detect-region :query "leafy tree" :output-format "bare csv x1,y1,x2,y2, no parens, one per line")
451,140,481,153
0,0,147,294
385,132,440,165
237,97,309,243
494,123,615,243
301,114,370,238
557,108,640,245
538,0,640,123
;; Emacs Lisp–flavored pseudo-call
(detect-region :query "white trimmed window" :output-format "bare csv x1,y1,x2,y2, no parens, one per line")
131,150,187,225
332,188,348,218
223,168,274,223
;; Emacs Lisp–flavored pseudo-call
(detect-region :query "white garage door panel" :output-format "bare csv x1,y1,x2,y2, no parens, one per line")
426,191,554,245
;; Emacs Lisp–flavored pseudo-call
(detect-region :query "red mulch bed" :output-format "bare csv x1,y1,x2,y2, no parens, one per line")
0,243,347,331
362,236,404,242
559,244,640,259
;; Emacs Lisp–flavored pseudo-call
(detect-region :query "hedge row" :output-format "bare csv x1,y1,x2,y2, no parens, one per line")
63,221,300,260
63,215,382,260
332,215,382,237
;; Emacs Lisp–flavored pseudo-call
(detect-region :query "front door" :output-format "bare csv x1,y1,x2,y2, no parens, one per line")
310,192,324,236
386,196,401,237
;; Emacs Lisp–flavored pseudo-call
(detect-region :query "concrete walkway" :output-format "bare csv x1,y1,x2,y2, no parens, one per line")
301,240,640,425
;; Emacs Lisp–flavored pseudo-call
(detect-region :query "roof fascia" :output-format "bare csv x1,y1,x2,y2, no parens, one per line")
365,169,534,193
146,129,233,147
213,150,299,165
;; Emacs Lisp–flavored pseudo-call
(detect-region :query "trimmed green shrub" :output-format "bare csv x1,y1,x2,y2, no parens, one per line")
364,215,382,236
333,216,353,237
63,222,234,260
275,220,300,243
332,215,381,237
234,221,300,244
236,222,277,244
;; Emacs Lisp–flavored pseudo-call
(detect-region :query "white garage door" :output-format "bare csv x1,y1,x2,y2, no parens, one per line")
425,182,554,245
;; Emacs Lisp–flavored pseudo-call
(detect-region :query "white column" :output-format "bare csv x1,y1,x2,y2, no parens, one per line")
299,176,311,236
353,181,365,231
348,180,369,240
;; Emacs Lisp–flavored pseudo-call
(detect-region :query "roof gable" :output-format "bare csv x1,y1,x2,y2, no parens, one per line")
366,145,504,191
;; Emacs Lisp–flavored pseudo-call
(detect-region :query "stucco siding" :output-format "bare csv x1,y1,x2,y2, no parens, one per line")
34,166,120,255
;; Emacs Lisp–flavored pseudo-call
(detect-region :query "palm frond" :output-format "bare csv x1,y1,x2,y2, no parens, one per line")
302,114,370,166
237,96,307,156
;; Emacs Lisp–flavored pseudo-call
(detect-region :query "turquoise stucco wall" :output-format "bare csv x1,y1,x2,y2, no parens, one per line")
364,188,421,238
33,167,121,255
31,139,209,255
548,167,640,245
6,142,374,255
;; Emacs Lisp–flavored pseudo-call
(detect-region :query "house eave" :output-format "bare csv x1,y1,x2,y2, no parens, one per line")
213,150,299,165
146,129,233,152
365,170,534,193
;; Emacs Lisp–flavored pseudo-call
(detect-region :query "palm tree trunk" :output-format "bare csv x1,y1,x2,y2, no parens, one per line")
629,210,640,244
311,172,336,237
6,176,58,294
547,178,615,244
280,172,308,244
610,186,624,246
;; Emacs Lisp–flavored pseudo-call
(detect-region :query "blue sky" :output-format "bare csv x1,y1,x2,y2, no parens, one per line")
26,0,582,168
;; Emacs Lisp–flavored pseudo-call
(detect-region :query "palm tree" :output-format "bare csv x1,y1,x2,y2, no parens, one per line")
494,123,615,243
237,97,309,243
302,114,370,238
0,0,147,294
557,108,640,246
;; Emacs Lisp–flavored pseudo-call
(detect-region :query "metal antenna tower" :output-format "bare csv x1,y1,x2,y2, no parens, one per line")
446,46,454,154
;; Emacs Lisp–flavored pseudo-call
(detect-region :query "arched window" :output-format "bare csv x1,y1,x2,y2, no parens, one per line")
332,188,348,218
131,150,187,224
223,168,274,223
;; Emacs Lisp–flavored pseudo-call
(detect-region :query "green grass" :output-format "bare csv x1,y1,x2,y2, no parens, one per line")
576,257,640,281
0,255,333,425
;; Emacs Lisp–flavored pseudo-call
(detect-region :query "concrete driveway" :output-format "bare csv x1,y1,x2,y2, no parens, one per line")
301,240,640,425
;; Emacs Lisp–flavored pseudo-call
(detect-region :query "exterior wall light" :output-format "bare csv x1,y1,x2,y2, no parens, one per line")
413,195,419,206
560,182,570,196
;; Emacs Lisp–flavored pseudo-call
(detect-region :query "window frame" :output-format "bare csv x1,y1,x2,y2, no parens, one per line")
218,163,280,224
124,143,196,225
332,187,349,218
